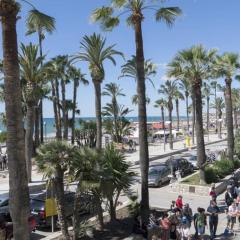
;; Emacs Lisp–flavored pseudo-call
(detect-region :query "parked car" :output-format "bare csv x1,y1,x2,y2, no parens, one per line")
166,157,194,177
148,164,171,187
30,191,92,228
0,192,36,234
181,153,198,169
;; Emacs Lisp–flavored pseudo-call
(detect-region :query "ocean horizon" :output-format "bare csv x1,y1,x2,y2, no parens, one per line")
0,116,188,135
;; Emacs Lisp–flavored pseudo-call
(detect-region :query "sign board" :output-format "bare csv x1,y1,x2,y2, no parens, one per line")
45,198,57,217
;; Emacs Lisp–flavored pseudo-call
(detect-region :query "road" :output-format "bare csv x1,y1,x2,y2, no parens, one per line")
31,140,228,239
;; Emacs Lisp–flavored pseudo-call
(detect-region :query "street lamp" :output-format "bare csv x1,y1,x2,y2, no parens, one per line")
44,122,47,141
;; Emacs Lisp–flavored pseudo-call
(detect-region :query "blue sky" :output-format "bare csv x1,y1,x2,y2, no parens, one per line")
1,0,240,117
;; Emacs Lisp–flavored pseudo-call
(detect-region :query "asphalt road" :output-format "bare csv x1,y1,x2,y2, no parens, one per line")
31,140,228,239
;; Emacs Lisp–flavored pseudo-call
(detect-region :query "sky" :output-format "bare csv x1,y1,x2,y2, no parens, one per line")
0,0,240,118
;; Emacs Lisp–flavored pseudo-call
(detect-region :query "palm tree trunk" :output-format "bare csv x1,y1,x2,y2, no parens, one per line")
51,79,61,140
169,108,173,150
207,97,210,132
218,111,222,139
186,92,189,131
134,16,149,226
38,31,44,143
54,167,70,240
55,78,62,138
25,103,35,182
94,191,104,230
194,79,206,184
161,107,165,130
94,81,102,150
176,99,180,131
225,78,234,161
215,87,217,133
1,2,30,238
109,197,116,222
234,109,238,129
71,79,77,144
61,79,68,140
191,92,196,145
34,106,40,147
73,183,81,240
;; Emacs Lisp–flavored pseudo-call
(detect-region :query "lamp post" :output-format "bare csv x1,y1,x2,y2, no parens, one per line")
44,121,47,141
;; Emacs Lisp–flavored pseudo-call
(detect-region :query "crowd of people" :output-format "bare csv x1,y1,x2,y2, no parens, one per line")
132,183,240,240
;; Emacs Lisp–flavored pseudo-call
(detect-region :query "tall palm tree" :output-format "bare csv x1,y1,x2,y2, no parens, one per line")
26,8,55,144
179,79,191,131
168,45,216,183
154,99,167,144
213,53,240,161
102,82,125,142
173,87,184,131
231,88,240,129
158,80,178,150
19,43,44,182
36,141,76,240
0,1,30,239
73,33,123,150
211,97,225,139
68,66,88,144
210,81,219,132
202,82,212,133
93,1,181,224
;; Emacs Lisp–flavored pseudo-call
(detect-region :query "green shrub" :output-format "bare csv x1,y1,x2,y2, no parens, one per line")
233,157,240,169
215,159,234,178
205,166,218,184
235,130,240,158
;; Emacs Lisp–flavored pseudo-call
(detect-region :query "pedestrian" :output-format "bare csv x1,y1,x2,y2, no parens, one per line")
225,186,234,207
160,212,170,240
227,201,238,233
169,209,181,240
195,208,206,240
179,216,190,240
182,203,193,228
209,185,217,202
176,195,183,209
207,200,220,239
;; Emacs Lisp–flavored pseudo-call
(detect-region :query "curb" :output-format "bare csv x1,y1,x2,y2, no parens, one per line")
132,138,226,165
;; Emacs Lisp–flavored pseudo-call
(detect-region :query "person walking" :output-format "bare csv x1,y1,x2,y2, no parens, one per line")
207,200,220,239
227,201,238,233
195,208,206,240
160,213,170,240
182,203,193,228
176,195,183,209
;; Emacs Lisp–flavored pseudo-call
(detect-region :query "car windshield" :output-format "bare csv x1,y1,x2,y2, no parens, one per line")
190,156,197,161
149,169,160,175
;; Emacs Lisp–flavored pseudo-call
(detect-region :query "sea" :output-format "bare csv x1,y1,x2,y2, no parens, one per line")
0,116,188,136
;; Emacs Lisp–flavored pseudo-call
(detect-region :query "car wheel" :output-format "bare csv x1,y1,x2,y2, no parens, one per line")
157,180,162,187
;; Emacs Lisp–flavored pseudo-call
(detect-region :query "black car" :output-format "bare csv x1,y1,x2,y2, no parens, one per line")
30,191,92,227
166,157,194,177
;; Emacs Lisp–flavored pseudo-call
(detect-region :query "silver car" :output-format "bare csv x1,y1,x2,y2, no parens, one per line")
148,165,171,187
182,154,198,169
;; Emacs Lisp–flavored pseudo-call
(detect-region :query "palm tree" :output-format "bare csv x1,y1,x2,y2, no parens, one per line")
158,80,178,150
173,87,184,131
19,43,44,182
213,53,240,161
231,88,239,129
211,97,225,139
36,141,76,240
26,8,55,144
0,1,31,239
202,82,212,133
179,79,191,131
168,45,216,183
68,66,88,144
73,33,123,150
211,81,220,132
102,82,125,142
132,94,151,105
93,1,181,224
